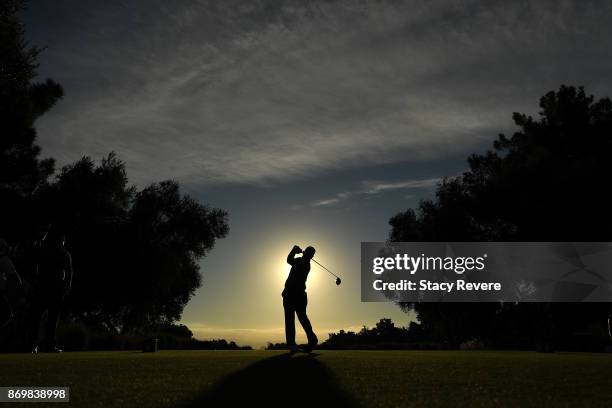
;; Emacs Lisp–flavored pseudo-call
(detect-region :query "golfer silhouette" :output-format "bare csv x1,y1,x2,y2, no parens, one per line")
282,245,318,352
29,227,73,353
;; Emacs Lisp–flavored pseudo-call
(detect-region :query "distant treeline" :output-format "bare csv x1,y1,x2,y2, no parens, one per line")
56,322,251,351
266,318,444,351
267,316,610,352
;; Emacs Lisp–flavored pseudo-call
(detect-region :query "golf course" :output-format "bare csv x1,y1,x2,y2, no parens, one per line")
1,350,611,407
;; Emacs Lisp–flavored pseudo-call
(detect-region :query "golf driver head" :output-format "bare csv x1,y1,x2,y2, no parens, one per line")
336,277,341,286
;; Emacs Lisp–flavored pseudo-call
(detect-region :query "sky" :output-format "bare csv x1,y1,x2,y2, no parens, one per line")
23,0,612,347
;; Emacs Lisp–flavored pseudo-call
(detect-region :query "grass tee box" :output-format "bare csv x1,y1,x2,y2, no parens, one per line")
1,350,611,407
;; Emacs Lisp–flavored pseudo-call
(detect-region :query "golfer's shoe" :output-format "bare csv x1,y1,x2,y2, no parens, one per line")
288,344,300,354
298,342,317,353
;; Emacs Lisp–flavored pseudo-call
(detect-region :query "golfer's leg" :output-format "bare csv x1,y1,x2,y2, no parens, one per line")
45,295,63,350
296,301,317,345
283,301,296,346
0,294,12,328
27,298,44,348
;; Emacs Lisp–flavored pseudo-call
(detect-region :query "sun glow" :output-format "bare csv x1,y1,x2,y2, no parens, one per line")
258,226,343,297
267,242,323,293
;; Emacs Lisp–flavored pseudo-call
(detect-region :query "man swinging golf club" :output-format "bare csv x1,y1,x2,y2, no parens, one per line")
282,245,318,353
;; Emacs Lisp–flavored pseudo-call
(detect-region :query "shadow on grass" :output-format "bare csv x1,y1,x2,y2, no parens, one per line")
183,353,361,408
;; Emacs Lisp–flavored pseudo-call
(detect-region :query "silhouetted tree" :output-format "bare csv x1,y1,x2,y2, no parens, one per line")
1,0,63,242
39,155,229,333
390,86,612,350
320,318,421,349
120,179,229,331
36,154,134,331
1,1,230,349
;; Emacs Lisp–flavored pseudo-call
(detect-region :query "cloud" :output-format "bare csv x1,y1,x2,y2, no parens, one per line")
29,0,612,186
362,178,441,194
311,197,343,207
309,177,440,207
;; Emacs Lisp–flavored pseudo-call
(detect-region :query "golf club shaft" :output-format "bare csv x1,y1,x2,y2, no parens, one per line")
311,258,339,279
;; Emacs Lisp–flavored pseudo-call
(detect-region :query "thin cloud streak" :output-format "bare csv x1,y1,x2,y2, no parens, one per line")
363,178,441,194
309,177,440,207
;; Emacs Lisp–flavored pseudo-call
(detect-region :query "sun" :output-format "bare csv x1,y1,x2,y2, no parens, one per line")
248,223,343,301
268,245,323,293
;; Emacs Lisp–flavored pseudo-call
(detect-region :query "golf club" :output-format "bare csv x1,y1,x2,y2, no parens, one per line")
312,258,342,286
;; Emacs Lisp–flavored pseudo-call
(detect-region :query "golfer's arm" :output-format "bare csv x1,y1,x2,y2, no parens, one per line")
286,248,298,265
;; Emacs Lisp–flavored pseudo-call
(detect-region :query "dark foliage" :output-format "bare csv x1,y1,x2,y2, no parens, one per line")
268,318,445,350
31,154,229,332
1,2,229,351
321,318,426,350
389,86,612,350
1,0,62,244
57,322,251,351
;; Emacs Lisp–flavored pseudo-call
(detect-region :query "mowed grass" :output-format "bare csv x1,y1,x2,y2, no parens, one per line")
1,350,612,407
